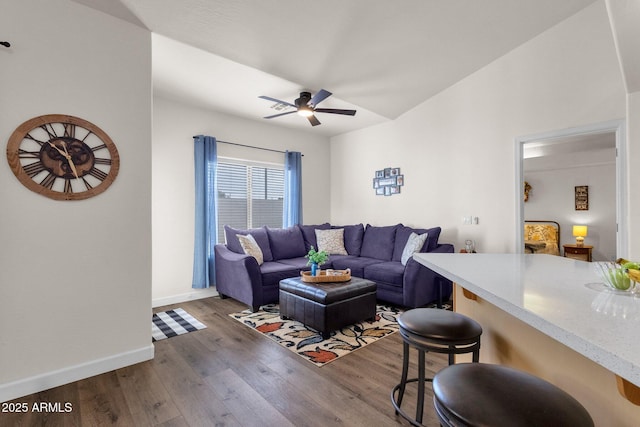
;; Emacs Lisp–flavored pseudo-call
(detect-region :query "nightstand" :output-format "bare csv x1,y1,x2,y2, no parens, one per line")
563,244,593,262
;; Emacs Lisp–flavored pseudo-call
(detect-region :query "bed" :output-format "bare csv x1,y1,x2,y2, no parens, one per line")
524,220,560,255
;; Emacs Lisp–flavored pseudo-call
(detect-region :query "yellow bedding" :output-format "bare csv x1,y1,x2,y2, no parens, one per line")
524,223,560,255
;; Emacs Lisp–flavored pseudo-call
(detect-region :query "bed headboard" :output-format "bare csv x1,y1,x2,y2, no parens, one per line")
524,220,560,255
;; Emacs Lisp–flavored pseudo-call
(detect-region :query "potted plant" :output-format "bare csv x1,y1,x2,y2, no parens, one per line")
306,246,329,276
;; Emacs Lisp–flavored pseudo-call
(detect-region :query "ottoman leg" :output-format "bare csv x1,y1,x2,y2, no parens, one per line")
322,330,331,340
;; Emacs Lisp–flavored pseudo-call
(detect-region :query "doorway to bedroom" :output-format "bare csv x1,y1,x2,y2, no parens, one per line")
516,120,627,261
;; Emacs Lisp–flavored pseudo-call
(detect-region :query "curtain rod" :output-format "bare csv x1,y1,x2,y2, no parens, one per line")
192,137,303,156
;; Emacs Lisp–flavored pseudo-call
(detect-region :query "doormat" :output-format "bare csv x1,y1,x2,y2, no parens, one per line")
229,304,402,366
152,308,206,342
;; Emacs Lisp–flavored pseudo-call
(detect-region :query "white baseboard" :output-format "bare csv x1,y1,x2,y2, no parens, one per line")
0,344,154,403
152,288,219,308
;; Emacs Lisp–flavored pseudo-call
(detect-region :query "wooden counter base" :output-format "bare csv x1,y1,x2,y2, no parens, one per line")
454,284,640,426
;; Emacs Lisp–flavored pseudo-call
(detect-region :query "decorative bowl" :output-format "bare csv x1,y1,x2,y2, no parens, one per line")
594,262,636,292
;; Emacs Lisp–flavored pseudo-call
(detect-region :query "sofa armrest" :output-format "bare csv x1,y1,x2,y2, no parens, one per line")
214,244,263,310
402,243,454,307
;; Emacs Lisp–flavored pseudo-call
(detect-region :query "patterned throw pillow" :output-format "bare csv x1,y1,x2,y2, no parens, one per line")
237,234,264,265
401,232,429,266
315,228,348,255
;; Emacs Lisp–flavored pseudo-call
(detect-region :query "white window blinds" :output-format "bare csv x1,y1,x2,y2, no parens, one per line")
217,160,284,243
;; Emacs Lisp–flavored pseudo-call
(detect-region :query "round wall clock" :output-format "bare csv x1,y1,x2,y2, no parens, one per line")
6,114,120,201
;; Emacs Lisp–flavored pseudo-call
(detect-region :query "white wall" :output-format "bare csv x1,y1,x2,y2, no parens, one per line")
524,149,617,261
152,96,331,306
330,1,626,254
0,1,152,401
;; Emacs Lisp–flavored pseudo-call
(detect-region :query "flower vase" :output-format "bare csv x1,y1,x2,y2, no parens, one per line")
311,262,319,276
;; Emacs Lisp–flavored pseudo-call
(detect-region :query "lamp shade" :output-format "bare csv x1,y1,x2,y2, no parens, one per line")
573,225,588,237
573,225,587,247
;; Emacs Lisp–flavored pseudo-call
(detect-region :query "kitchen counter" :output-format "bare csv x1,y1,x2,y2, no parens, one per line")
414,253,640,388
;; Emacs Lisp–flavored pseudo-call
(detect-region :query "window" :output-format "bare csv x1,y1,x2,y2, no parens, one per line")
217,159,284,243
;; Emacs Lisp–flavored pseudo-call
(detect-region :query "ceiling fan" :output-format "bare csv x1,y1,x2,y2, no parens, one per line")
259,89,356,126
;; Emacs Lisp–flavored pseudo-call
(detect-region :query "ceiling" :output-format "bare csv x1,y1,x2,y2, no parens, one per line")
74,0,597,137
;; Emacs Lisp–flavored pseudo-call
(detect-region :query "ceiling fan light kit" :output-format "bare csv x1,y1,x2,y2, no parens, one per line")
259,89,356,127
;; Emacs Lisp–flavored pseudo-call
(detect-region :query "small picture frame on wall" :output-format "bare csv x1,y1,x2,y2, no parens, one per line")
373,167,404,196
575,185,589,210
378,177,396,186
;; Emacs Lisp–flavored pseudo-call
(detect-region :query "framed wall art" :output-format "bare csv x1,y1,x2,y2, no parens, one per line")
373,167,404,196
575,185,588,210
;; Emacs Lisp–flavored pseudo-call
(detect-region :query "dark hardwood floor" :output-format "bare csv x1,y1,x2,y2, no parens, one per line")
2,297,448,426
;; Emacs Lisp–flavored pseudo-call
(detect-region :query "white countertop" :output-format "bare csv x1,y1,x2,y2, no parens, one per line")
414,253,640,387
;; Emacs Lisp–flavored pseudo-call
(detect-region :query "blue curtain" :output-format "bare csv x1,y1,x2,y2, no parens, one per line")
192,135,217,289
283,151,303,227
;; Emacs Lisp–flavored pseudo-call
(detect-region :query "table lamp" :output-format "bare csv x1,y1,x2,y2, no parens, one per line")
573,225,588,247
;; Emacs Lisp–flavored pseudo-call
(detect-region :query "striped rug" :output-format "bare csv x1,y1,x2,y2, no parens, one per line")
152,308,206,342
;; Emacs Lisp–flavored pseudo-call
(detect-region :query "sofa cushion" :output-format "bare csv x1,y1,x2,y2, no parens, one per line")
298,223,331,252
424,227,442,252
266,226,307,260
360,224,399,261
330,256,381,278
364,262,405,287
393,225,427,261
259,261,304,287
316,228,348,255
237,234,264,265
224,225,273,262
400,232,429,266
392,225,442,261
332,224,365,256
277,256,318,270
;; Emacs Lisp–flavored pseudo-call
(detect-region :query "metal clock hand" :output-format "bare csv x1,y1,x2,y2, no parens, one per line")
48,141,79,179
61,143,79,179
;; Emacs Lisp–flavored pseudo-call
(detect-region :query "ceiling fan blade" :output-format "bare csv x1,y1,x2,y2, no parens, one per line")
310,89,332,107
314,108,357,116
307,115,321,126
259,95,296,109
264,111,297,119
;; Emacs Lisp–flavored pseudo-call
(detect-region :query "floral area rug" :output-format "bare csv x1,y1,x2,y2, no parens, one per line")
229,304,402,366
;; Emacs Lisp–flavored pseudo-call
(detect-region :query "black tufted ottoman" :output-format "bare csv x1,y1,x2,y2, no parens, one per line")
433,363,594,426
279,276,377,339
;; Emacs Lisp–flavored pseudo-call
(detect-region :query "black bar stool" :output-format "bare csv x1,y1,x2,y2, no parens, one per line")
433,363,594,426
390,308,482,426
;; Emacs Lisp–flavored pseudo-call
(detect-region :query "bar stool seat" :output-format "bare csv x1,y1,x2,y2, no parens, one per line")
391,308,482,426
433,363,594,427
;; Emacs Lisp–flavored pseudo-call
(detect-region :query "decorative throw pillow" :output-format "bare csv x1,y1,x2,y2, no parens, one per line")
315,228,348,255
237,234,264,265
401,232,429,266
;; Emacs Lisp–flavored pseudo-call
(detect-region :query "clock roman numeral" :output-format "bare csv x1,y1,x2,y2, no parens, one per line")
91,143,107,152
94,157,111,165
18,149,40,159
88,167,108,181
82,177,93,190
64,179,73,194
23,161,46,177
63,123,76,138
40,172,56,189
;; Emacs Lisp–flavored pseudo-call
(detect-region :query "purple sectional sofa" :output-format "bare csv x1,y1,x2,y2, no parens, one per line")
214,223,454,312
